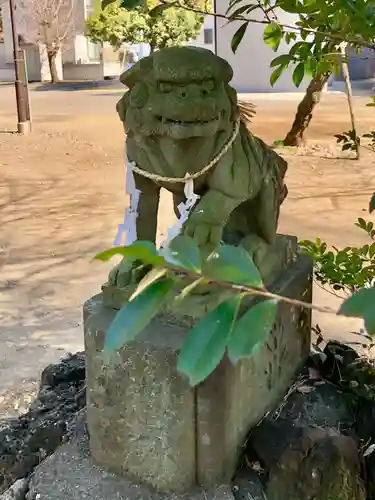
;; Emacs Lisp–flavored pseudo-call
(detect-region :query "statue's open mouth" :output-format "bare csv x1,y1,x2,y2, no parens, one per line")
157,116,219,125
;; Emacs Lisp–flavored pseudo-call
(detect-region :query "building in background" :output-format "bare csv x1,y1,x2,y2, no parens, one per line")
0,0,217,83
0,0,122,82
213,0,310,92
187,15,215,53
213,0,375,92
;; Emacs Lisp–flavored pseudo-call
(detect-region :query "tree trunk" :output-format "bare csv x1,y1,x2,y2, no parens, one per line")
149,40,157,53
47,50,60,83
340,42,360,159
283,72,331,146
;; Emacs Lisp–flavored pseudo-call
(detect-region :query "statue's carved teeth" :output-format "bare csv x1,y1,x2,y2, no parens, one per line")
156,116,219,125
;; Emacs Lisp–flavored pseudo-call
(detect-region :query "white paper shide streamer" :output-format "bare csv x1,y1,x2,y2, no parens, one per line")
160,173,200,248
114,156,200,249
114,159,140,247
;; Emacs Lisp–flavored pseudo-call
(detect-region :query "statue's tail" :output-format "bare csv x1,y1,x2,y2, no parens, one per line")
277,155,288,204
237,100,257,124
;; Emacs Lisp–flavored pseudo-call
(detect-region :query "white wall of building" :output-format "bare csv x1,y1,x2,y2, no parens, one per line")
63,61,104,80
0,42,7,66
0,41,15,81
1,1,13,63
215,0,310,92
187,15,215,52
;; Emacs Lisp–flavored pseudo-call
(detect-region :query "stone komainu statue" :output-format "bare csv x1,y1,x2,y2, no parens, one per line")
110,46,288,287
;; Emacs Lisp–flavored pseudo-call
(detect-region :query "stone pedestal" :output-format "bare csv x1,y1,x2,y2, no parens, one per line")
84,235,313,493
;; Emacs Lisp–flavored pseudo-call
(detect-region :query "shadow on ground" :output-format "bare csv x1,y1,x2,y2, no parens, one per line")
0,134,122,391
329,77,375,97
33,80,122,92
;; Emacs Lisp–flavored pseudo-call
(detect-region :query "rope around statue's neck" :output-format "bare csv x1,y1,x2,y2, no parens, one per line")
129,118,241,184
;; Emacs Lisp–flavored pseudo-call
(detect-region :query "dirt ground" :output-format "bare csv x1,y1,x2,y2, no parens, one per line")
1,83,375,413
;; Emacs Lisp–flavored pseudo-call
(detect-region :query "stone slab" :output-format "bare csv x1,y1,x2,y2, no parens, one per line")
84,239,312,492
26,415,235,500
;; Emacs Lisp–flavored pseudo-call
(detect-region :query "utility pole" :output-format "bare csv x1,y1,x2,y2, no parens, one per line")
213,0,218,55
9,0,30,134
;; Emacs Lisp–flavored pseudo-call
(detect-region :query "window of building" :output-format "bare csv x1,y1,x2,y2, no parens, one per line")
85,0,96,18
87,39,101,62
203,28,213,45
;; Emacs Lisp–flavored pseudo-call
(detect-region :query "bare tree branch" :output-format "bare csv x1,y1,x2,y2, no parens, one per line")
19,0,76,52
17,0,76,82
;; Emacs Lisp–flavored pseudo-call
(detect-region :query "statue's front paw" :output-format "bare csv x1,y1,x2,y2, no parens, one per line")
108,258,151,289
184,220,223,249
108,259,134,288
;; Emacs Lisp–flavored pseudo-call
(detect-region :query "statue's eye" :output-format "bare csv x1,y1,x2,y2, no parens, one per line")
130,82,148,108
159,82,173,93
201,79,215,95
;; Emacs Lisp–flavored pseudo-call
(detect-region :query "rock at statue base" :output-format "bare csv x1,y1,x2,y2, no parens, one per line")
26,414,234,500
84,235,313,493
0,353,86,495
265,428,365,500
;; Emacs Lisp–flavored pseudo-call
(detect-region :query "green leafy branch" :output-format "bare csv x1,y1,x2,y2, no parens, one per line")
334,129,360,152
87,0,204,51
362,131,375,152
95,236,375,386
299,218,375,296
361,97,375,153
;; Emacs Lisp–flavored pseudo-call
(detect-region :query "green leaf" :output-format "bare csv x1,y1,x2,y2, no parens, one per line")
292,62,305,87
175,278,205,302
370,194,375,214
357,217,367,230
270,54,292,68
119,0,144,8
300,29,308,41
228,299,278,363
289,41,312,57
177,295,242,386
277,0,302,13
159,235,201,273
130,267,168,300
285,32,297,44
306,56,317,76
204,245,263,287
338,287,375,335
231,22,249,53
103,278,175,355
226,0,243,13
263,22,283,51
102,0,117,7
334,134,346,143
270,65,284,86
94,241,164,266
149,3,172,16
227,3,258,17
